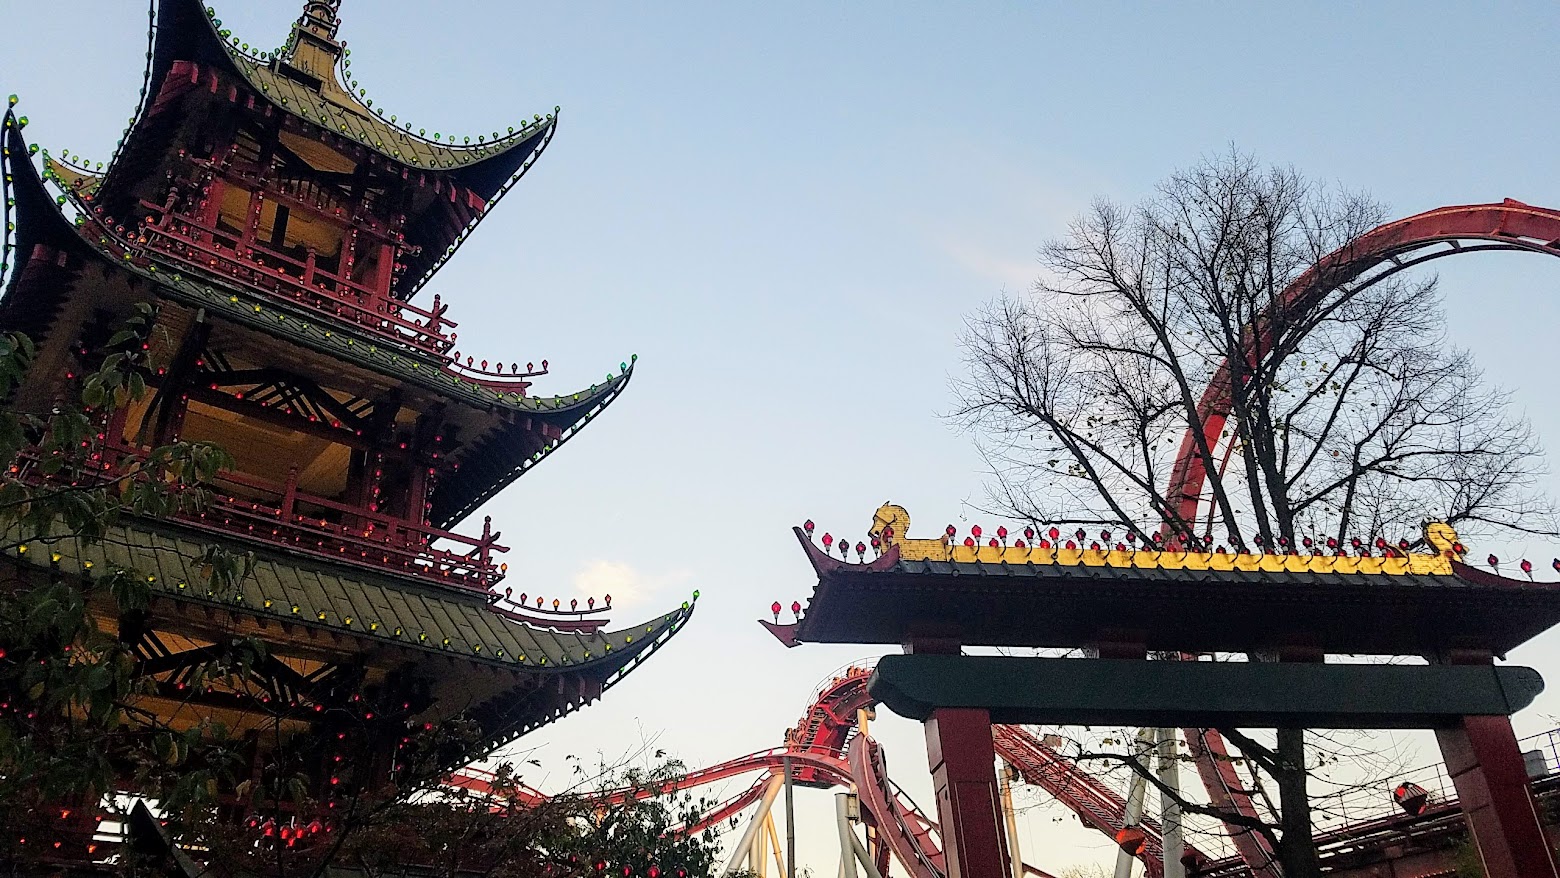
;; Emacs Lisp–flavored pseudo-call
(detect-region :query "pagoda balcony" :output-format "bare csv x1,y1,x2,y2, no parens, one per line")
107,205,456,360
65,194,549,398
12,444,509,593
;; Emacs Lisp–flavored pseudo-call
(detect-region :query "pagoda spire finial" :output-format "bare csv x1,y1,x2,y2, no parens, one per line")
300,0,342,40
280,0,346,90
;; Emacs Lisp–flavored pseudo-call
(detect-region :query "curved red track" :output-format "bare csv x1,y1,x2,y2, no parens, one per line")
1166,199,1560,529
1160,199,1560,877
494,665,1181,878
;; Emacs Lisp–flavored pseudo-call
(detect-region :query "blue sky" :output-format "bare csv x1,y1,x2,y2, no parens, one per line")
7,1,1560,873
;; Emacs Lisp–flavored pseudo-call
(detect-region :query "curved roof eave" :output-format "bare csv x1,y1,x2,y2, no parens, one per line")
3,144,627,426
431,362,636,529
479,598,699,748
1,112,100,303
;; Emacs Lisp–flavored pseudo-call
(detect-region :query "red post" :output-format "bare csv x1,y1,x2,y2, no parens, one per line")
906,635,1010,878
281,465,298,520
201,177,225,247
923,707,1011,878
1436,715,1558,878
374,242,395,298
480,516,493,568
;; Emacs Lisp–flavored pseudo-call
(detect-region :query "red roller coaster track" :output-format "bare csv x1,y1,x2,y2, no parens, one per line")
456,664,1191,878
1162,199,1560,876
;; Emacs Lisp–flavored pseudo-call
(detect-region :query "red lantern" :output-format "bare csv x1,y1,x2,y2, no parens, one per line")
1393,782,1430,816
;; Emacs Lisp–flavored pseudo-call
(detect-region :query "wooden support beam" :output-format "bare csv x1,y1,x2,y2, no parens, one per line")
868,655,1544,728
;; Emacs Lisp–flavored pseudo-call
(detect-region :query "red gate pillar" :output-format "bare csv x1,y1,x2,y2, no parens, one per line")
907,636,1010,878
1436,715,1557,877
924,706,1011,878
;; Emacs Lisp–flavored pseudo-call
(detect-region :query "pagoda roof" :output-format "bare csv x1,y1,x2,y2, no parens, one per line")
13,518,694,745
141,0,555,196
60,0,558,300
771,504,1560,657
2,114,630,530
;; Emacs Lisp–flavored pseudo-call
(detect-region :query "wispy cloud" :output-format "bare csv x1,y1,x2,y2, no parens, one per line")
571,559,691,609
934,235,1040,290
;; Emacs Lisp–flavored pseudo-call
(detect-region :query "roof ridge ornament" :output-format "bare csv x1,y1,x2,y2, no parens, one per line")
849,503,1462,576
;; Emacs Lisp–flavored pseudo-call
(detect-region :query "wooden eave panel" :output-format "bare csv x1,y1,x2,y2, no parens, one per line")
869,655,1545,729
793,560,1560,656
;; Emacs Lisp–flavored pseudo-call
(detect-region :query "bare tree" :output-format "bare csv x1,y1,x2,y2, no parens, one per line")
953,150,1554,877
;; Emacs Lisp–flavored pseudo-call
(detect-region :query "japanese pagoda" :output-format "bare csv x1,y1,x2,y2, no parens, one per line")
0,0,690,832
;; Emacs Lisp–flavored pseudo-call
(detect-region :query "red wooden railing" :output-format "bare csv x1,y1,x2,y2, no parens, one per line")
14,443,507,591
199,462,507,591
121,204,455,358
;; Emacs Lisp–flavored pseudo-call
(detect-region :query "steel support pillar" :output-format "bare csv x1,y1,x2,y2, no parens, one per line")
1115,729,1154,878
725,774,786,877
1437,714,1559,878
998,765,1024,878
924,707,1011,878
784,754,797,878
1155,728,1185,878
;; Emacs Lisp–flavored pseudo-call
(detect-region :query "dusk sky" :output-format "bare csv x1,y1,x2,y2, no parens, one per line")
7,2,1560,873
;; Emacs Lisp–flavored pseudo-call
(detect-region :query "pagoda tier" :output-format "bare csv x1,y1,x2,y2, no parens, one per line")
5,516,693,760
86,0,554,303
4,117,628,587
768,504,1560,657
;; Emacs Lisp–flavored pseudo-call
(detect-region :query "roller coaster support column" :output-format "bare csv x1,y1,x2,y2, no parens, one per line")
835,793,885,878
1436,652,1558,878
724,774,786,877
998,765,1024,878
784,755,796,878
1155,728,1185,878
1115,730,1154,878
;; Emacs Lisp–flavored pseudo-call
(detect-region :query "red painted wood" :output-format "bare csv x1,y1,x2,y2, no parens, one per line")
923,707,1010,878
1437,715,1558,878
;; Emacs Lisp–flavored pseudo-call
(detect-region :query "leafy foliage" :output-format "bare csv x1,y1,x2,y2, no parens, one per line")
0,305,252,859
